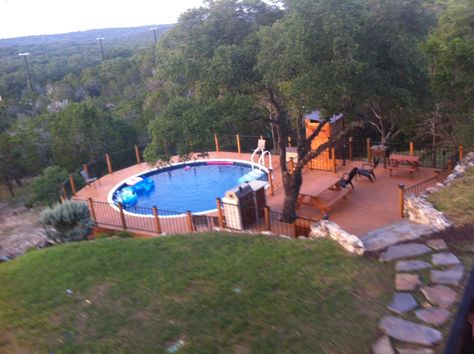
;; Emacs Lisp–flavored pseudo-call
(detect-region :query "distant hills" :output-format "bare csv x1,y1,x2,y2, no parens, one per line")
0,24,174,99
0,24,174,48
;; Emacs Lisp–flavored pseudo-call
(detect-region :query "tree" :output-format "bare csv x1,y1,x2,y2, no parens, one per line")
256,0,368,221
424,0,474,146
350,0,434,144
50,100,136,171
145,0,282,162
29,166,69,206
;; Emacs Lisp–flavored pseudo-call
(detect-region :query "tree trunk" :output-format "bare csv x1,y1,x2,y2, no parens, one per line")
14,176,23,187
281,166,303,222
3,175,15,197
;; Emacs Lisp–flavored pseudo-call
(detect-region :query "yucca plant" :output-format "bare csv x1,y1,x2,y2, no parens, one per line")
40,200,93,243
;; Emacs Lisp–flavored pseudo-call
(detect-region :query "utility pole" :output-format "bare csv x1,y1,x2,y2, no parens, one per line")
18,52,33,91
149,27,158,44
96,37,105,61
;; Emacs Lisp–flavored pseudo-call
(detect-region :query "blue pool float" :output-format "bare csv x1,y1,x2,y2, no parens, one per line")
117,187,138,207
133,177,154,194
237,169,265,184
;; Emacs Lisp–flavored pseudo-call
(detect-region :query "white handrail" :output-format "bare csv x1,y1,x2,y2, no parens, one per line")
251,147,264,170
258,150,272,170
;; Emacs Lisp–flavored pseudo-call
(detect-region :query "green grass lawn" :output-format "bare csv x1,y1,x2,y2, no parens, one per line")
0,234,393,353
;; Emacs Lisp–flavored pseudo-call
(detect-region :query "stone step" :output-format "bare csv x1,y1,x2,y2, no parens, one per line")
360,221,436,252
379,243,432,262
379,316,443,346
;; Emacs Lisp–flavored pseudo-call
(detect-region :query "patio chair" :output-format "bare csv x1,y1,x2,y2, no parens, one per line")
80,169,99,187
337,167,358,190
357,158,380,182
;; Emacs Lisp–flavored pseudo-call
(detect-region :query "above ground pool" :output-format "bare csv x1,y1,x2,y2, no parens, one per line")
110,160,268,215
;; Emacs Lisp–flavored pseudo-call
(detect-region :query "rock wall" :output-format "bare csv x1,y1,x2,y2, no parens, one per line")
309,220,365,255
404,196,452,230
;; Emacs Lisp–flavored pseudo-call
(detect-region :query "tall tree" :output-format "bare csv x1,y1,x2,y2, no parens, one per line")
425,0,474,146
257,0,367,220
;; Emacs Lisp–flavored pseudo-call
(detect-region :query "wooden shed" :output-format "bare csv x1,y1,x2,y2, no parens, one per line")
305,111,344,171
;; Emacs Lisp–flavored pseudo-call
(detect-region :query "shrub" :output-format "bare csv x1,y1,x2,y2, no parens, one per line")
40,200,93,243
29,166,69,206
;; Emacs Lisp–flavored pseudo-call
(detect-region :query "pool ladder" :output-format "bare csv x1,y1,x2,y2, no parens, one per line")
250,146,272,171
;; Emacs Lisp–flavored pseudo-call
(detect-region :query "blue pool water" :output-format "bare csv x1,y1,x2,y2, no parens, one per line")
112,161,267,215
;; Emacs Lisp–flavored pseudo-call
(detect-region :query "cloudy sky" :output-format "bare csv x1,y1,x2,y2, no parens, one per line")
0,0,204,39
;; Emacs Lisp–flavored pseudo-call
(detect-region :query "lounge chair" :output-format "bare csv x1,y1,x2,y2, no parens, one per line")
80,169,98,187
337,167,358,190
357,158,380,182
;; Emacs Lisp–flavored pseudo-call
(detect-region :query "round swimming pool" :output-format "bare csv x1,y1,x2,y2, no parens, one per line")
109,160,268,216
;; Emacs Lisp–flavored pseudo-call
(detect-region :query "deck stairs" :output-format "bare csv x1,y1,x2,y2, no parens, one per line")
359,220,438,253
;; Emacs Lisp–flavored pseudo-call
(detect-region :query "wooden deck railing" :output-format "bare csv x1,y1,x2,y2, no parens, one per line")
398,171,441,217
75,198,318,238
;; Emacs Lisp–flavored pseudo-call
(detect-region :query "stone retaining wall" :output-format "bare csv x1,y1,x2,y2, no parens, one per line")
404,151,474,229
309,220,365,255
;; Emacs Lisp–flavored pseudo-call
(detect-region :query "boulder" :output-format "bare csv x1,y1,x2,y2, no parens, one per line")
309,220,365,255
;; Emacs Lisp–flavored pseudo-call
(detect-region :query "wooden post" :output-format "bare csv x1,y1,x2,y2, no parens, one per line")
448,159,453,173
268,169,274,196
186,210,194,232
331,147,336,173
349,137,353,161
88,198,97,223
134,144,141,165
216,198,224,228
105,153,113,174
214,133,220,152
61,184,68,200
459,144,464,161
409,142,414,157
264,206,271,231
366,138,372,163
118,202,127,230
398,184,405,218
152,207,161,235
69,175,76,196
288,137,292,147
435,170,440,181
82,163,89,174
288,157,294,174
236,134,241,154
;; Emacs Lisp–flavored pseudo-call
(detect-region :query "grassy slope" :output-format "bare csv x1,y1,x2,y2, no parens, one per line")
0,234,393,353
429,168,474,227
429,167,474,267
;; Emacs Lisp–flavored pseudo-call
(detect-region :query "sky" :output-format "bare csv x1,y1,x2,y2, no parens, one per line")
0,0,205,39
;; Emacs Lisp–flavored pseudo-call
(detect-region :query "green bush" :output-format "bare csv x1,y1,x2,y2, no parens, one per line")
29,166,69,206
40,200,93,243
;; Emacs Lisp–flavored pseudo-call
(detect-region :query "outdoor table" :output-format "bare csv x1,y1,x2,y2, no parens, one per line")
296,175,350,214
388,154,420,178
389,154,420,166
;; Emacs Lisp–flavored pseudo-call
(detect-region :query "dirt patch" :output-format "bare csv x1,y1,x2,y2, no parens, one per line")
0,330,34,354
0,202,47,257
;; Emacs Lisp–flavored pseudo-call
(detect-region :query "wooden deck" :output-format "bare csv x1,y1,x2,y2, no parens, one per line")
74,151,444,237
